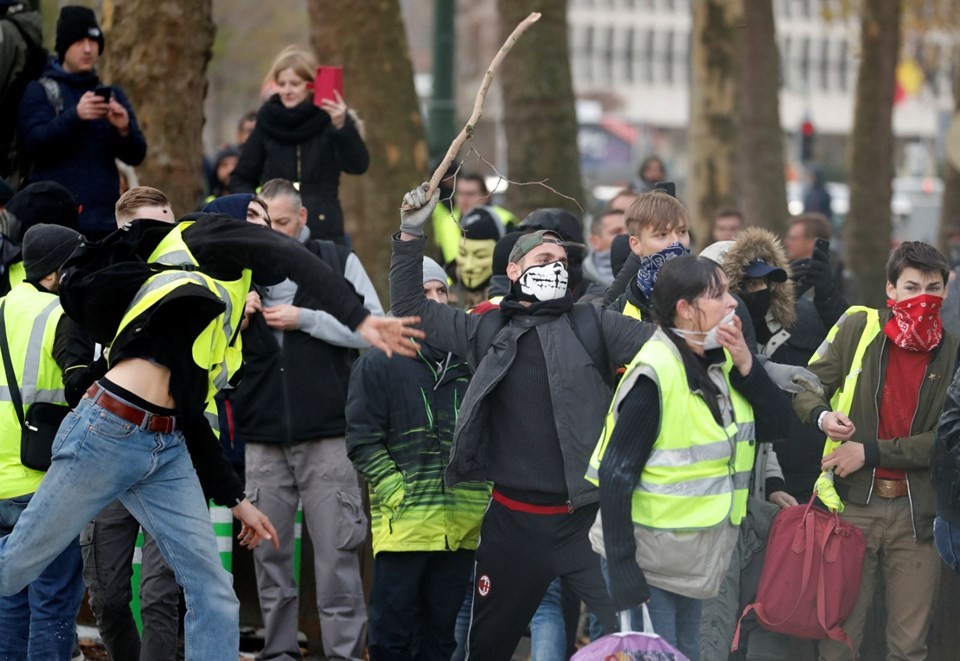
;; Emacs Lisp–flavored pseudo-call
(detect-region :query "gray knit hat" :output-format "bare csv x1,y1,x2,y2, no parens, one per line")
422,257,447,287
23,224,82,281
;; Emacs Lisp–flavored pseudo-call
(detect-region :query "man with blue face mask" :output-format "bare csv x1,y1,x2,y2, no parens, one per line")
392,184,664,660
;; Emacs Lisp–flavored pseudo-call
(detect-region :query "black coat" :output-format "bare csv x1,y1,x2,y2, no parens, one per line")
230,95,369,242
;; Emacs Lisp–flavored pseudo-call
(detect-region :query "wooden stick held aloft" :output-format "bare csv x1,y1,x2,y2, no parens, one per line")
418,12,542,204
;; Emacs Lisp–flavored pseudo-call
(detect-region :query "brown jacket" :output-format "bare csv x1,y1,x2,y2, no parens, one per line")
794,307,960,542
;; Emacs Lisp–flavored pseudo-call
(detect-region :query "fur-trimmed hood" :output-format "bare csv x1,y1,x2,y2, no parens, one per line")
722,227,796,328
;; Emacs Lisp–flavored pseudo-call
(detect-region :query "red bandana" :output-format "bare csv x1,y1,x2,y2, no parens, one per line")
883,294,943,352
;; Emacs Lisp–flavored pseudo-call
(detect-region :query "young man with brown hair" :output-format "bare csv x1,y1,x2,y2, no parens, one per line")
795,241,958,661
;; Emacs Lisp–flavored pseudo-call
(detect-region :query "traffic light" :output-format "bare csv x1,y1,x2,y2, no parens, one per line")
800,120,815,163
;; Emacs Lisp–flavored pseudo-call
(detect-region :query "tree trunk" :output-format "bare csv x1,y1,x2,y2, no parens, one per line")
736,0,788,235
98,0,214,218
307,0,429,301
689,0,743,245
845,0,901,308
497,0,584,221
937,57,960,255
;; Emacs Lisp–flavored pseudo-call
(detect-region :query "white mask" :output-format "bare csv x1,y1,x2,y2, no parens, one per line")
518,260,569,301
673,310,736,350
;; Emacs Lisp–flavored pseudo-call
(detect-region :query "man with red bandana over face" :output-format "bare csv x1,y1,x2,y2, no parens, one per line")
794,241,959,661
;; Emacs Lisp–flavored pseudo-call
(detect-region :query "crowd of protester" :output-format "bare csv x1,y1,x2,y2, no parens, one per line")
5,4,960,661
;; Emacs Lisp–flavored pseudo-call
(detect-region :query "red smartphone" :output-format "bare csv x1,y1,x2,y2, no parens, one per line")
313,66,343,106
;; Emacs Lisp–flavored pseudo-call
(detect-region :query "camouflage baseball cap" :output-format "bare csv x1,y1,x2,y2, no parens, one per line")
508,229,584,264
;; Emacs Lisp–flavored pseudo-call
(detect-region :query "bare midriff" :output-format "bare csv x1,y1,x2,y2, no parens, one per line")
104,358,176,409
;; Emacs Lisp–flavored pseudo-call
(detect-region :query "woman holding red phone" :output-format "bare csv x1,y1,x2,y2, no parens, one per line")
231,46,369,244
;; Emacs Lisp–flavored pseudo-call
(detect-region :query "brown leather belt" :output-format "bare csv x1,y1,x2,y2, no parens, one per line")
85,384,180,433
874,478,909,499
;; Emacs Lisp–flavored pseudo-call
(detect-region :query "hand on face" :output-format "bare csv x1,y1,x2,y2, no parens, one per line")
716,312,752,376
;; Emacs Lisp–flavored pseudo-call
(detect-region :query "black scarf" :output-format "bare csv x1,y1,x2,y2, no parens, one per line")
499,293,574,318
258,95,331,144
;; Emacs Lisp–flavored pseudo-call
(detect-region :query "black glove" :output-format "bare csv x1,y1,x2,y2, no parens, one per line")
806,248,836,294
790,258,813,298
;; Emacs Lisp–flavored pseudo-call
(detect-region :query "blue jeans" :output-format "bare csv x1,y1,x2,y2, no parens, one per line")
0,395,240,661
646,585,702,661
530,577,565,661
935,515,960,575
0,492,85,660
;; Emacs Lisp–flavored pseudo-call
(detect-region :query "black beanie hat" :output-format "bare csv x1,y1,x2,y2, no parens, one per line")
460,206,507,241
22,224,82,281
5,182,79,241
56,6,104,63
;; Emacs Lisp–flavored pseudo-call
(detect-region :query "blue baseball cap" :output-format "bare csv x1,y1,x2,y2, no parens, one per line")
744,258,787,282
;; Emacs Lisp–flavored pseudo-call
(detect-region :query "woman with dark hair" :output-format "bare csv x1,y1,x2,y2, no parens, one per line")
231,46,368,244
588,255,794,660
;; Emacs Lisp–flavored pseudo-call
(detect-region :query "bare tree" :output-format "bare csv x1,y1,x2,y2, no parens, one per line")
845,0,901,308
306,0,429,298
937,51,960,254
497,0,583,220
737,0,788,235
99,0,214,216
689,0,743,243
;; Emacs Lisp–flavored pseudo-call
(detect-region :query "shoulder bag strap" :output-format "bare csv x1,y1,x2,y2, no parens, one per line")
0,301,26,427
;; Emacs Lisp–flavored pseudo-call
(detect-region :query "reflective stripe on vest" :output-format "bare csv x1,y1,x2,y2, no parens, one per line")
0,284,67,498
586,329,756,529
808,305,881,512
112,222,251,404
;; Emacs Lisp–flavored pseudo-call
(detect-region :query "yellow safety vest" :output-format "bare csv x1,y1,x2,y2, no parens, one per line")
6,261,25,292
587,330,756,529
111,222,251,410
623,300,643,320
0,283,67,499
808,305,881,512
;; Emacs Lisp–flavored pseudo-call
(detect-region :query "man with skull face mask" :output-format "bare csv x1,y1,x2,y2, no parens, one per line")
392,184,660,660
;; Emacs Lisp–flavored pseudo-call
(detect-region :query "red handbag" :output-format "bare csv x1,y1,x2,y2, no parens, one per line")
732,493,866,658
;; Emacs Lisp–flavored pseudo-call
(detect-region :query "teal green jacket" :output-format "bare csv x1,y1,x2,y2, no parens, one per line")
346,346,490,555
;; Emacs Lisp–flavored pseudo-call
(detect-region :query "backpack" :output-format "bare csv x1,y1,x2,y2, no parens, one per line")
0,12,48,179
474,302,613,387
731,493,866,658
58,221,198,344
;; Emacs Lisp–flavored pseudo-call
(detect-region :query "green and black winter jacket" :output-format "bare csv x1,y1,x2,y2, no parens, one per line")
346,345,490,556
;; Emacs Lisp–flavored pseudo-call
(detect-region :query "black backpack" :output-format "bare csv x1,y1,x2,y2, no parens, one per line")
0,12,48,179
59,221,197,344
473,302,613,387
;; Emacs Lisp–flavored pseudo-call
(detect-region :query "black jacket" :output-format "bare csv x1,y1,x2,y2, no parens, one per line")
231,241,357,443
230,95,369,242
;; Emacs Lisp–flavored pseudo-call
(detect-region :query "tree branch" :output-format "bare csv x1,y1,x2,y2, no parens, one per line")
417,11,541,204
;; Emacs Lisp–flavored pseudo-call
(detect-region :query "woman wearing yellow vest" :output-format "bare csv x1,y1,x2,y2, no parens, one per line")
589,255,794,660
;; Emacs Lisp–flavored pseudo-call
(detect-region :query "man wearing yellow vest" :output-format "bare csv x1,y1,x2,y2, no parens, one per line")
0,181,79,296
0,207,423,660
794,242,959,661
0,223,84,660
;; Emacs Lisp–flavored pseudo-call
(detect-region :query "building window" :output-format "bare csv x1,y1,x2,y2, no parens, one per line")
624,28,635,83
643,28,655,83
781,36,792,90
819,38,830,91
604,26,616,83
838,39,848,92
664,30,674,84
798,36,810,88
583,25,595,82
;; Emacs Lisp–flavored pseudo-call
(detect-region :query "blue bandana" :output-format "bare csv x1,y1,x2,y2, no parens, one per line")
634,242,690,299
